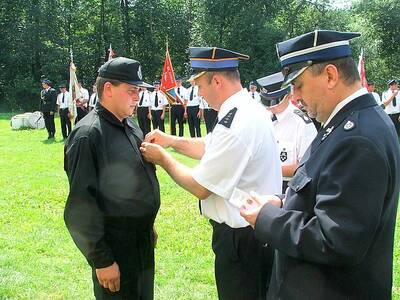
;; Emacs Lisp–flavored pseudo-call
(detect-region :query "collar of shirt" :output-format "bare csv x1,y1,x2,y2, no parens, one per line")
275,103,296,122
95,102,134,129
323,87,368,128
218,89,248,120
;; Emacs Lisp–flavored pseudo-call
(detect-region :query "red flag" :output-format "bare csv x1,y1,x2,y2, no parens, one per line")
160,46,183,105
108,44,115,61
357,49,368,88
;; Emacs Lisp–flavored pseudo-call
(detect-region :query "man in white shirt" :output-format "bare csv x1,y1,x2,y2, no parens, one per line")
382,79,400,137
185,80,202,137
200,97,218,133
74,82,89,124
137,87,152,136
367,81,381,105
171,77,186,136
150,81,167,132
57,84,72,139
248,81,261,103
88,84,98,111
257,72,317,193
140,47,282,300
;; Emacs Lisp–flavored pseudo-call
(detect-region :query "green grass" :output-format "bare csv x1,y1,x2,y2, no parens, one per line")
0,113,399,299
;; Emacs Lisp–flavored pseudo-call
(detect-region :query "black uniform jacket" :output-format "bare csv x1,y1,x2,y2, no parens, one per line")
64,102,160,269
41,88,57,112
255,93,400,299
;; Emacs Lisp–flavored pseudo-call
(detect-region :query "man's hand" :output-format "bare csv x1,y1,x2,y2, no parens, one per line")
50,111,54,115
96,262,120,293
240,193,282,227
161,113,165,120
184,112,188,119
148,113,152,120
197,111,201,119
140,142,168,165
144,129,174,148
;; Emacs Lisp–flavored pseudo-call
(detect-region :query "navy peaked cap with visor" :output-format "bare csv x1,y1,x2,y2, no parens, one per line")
189,47,249,80
256,72,290,107
98,57,153,88
276,30,361,86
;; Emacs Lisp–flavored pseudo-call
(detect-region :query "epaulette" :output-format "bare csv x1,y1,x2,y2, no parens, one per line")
293,109,312,124
218,107,237,128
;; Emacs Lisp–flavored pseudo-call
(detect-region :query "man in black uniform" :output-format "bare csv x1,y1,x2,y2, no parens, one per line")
40,79,57,139
241,30,400,299
64,57,160,299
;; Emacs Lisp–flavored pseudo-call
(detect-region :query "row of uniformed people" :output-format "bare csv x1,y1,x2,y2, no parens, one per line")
136,79,218,137
368,79,400,137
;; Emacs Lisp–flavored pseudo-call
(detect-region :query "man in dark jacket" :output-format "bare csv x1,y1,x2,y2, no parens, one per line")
64,57,160,299
241,30,400,299
40,79,57,139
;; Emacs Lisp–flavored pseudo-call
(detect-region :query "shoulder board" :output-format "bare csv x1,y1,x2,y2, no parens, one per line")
218,107,237,128
293,109,312,124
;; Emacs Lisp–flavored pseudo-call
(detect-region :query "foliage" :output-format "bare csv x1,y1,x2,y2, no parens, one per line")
0,0,399,111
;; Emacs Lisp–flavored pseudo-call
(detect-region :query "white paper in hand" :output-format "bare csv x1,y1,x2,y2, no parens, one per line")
229,187,251,209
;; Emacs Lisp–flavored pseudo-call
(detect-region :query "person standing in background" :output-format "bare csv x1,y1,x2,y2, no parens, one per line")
57,84,72,140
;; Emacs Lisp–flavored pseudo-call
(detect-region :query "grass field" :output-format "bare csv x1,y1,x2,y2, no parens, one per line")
0,113,399,299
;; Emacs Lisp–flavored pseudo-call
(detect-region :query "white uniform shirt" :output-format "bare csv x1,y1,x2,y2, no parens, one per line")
382,89,400,114
249,90,261,104
186,85,201,106
200,98,212,109
89,92,98,108
79,87,89,105
270,103,317,181
192,89,282,228
371,92,381,105
174,86,187,104
57,91,72,109
150,91,168,110
138,90,151,107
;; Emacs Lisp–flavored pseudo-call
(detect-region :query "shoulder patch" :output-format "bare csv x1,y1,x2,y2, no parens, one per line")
293,109,313,124
218,107,237,128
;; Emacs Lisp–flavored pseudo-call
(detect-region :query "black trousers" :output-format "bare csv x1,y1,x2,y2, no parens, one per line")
151,110,165,132
210,220,274,300
42,111,55,137
59,108,71,139
170,105,184,136
75,107,88,124
92,218,155,300
187,106,201,137
204,108,218,133
137,107,151,136
389,113,400,138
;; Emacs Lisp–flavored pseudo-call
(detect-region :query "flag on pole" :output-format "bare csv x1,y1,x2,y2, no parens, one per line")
69,50,81,123
160,44,183,105
357,49,368,88
108,44,115,61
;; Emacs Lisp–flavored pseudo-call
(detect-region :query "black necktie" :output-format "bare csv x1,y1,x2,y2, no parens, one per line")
271,114,277,122
190,88,194,101
154,93,158,107
62,93,65,104
177,87,180,95
139,92,144,106
393,93,397,107
252,92,255,99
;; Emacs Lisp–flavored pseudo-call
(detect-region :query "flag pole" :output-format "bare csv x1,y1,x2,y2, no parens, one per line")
166,39,172,134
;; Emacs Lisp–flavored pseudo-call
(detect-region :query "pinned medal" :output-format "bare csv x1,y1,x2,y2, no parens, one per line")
344,120,355,131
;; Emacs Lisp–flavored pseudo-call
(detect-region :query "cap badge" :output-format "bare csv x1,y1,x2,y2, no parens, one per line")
137,66,142,80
